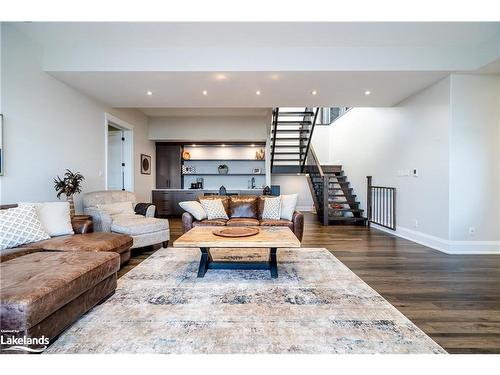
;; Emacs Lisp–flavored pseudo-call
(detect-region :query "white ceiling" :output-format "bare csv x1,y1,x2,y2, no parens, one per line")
14,22,499,48
49,71,449,108
12,22,500,109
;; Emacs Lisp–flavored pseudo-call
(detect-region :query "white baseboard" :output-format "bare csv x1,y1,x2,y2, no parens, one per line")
371,224,500,255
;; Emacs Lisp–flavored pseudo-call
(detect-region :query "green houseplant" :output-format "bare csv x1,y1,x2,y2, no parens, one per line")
218,164,229,174
54,169,85,217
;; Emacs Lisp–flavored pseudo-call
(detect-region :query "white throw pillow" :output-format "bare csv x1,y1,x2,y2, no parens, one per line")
179,201,208,221
19,202,74,237
0,205,50,250
97,201,135,216
200,199,229,220
261,196,281,220
280,193,298,221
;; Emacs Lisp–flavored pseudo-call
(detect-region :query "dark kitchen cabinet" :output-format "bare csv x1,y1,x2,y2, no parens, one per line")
152,190,203,216
156,144,182,189
152,191,174,216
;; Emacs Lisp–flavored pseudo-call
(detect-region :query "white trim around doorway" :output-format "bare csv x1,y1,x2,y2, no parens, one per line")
104,113,135,192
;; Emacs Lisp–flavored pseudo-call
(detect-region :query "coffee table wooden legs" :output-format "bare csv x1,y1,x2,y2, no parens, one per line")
196,247,279,278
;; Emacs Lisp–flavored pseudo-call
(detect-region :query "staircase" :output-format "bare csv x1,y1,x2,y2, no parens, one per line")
270,107,319,174
270,106,367,226
307,162,367,225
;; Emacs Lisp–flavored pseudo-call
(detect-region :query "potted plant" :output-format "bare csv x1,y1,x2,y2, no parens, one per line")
218,164,229,174
54,169,85,217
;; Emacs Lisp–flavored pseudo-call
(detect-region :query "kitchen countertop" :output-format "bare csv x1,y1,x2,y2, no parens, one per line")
152,188,264,191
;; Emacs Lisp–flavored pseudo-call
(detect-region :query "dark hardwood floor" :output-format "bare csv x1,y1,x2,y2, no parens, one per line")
119,212,500,354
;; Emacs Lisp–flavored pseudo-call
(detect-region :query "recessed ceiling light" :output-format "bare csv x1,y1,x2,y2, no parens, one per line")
256,90,261,96
311,90,318,96
215,73,227,81
364,90,371,96
146,90,153,96
202,90,208,96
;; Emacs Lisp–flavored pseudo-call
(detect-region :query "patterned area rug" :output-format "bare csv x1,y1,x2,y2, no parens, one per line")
46,248,446,354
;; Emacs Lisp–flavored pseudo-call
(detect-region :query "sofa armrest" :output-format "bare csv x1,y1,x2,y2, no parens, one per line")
182,212,195,233
292,210,304,242
145,205,156,218
84,207,113,232
134,203,156,217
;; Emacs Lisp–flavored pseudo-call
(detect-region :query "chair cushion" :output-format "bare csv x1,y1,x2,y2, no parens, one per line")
226,218,260,227
33,232,133,255
111,214,169,236
192,219,228,227
0,251,119,330
229,196,258,219
259,219,294,230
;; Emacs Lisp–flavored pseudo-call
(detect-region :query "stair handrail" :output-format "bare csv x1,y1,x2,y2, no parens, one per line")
270,107,279,172
301,107,319,173
306,144,324,177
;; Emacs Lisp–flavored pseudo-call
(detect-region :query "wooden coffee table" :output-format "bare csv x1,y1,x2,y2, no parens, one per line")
173,226,301,278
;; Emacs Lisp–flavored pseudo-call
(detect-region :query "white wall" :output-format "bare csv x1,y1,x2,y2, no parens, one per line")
149,115,268,142
330,78,451,240
324,75,500,253
271,175,314,212
449,74,500,241
0,24,155,210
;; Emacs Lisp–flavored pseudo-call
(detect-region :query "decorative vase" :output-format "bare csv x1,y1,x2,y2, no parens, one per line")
67,195,75,218
218,166,229,174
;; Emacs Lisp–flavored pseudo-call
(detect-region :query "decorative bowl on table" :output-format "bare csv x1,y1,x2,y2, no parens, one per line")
213,227,260,238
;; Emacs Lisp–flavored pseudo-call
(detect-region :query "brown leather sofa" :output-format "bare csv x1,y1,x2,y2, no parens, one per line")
0,205,133,352
182,195,304,241
0,205,133,265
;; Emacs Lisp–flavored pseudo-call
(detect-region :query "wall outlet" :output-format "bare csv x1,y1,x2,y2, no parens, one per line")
468,226,476,236
98,170,103,177
414,219,419,228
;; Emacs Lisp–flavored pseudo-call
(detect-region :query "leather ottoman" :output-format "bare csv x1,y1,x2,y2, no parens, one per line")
0,251,120,352
31,232,133,266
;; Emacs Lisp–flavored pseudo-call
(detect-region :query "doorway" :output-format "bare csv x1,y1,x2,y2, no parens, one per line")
105,114,134,192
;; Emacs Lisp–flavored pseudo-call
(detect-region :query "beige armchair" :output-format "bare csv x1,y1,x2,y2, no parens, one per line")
83,191,170,249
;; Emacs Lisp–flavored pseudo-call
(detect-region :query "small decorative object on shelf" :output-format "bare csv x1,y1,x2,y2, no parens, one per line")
263,186,272,195
253,168,262,174
140,154,151,175
182,151,191,160
219,185,227,195
182,165,196,174
54,169,84,218
255,148,265,160
218,164,229,174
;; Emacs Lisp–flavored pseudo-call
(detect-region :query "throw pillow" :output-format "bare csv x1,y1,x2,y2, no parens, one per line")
0,205,50,250
19,201,74,237
280,193,298,221
179,201,207,221
97,201,135,216
261,196,281,220
200,199,229,220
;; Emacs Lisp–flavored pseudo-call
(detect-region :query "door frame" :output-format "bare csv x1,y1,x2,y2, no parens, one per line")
104,113,134,192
